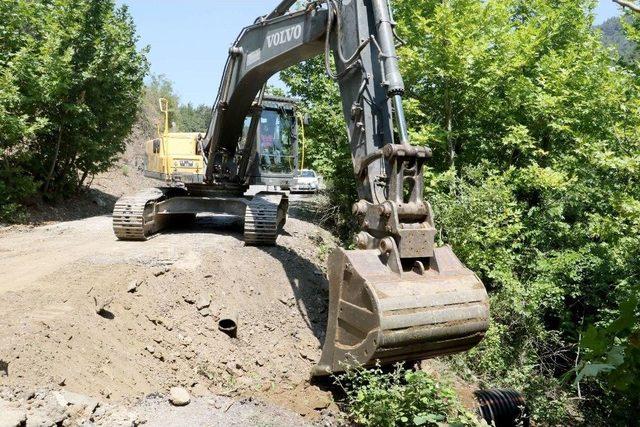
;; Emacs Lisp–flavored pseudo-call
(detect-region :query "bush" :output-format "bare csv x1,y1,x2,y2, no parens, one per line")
281,58,359,241
0,0,148,214
0,163,38,223
334,363,481,427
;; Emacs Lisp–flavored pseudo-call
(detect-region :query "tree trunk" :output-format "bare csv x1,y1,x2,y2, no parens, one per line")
444,82,455,168
78,169,88,187
43,125,63,193
58,152,78,191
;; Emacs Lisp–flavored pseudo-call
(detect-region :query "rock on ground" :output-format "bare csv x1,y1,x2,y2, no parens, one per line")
195,294,211,310
168,387,190,406
138,395,316,427
0,404,26,427
0,387,328,427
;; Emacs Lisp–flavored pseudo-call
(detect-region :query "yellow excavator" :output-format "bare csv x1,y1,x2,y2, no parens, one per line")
113,0,489,376
143,96,301,188
142,98,205,184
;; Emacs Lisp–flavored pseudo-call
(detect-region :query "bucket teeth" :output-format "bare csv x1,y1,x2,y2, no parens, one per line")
312,245,489,376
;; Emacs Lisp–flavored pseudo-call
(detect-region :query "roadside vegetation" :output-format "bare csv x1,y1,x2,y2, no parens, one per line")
0,0,148,222
333,363,482,427
283,0,640,424
0,0,212,224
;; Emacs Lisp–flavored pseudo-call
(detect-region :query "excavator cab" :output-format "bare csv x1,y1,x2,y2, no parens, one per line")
239,95,299,190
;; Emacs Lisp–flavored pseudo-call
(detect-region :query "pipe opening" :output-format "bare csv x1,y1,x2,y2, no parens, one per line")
475,389,529,427
218,318,238,338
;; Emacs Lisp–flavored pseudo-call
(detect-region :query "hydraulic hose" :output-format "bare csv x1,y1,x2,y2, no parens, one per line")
324,0,371,79
324,0,410,144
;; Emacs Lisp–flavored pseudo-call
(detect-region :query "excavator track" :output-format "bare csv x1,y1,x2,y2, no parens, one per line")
113,189,288,245
244,193,287,246
112,188,166,241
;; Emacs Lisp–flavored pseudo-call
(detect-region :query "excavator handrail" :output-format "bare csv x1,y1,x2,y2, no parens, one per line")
158,97,171,180
296,113,307,171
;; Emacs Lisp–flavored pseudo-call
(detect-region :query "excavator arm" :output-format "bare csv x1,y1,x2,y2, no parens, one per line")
201,0,490,375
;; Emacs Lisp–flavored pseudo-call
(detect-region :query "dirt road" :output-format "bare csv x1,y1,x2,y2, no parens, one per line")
0,206,340,425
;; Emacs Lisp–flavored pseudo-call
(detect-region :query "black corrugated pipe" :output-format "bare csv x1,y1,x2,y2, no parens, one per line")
475,389,530,427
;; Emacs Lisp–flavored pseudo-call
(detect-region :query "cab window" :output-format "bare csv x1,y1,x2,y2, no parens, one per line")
259,109,294,174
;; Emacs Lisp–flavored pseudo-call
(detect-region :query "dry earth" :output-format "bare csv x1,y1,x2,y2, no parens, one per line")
0,194,343,426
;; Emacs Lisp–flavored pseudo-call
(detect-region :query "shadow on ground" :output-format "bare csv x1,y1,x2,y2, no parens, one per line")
24,188,118,224
257,244,330,345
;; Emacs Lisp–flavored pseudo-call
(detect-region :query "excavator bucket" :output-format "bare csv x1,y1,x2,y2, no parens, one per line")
312,244,489,376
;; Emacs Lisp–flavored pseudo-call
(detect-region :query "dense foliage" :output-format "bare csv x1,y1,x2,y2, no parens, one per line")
0,0,148,221
334,363,481,427
281,60,358,239
176,103,211,133
284,0,640,423
599,16,638,63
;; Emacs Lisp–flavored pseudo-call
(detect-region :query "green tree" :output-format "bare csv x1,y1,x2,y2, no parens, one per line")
265,84,288,97
395,0,639,422
0,0,148,219
176,103,211,133
140,74,180,137
281,59,358,239
598,16,638,63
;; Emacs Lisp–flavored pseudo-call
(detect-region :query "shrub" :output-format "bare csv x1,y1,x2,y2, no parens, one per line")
333,363,482,427
0,0,148,213
277,0,640,421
